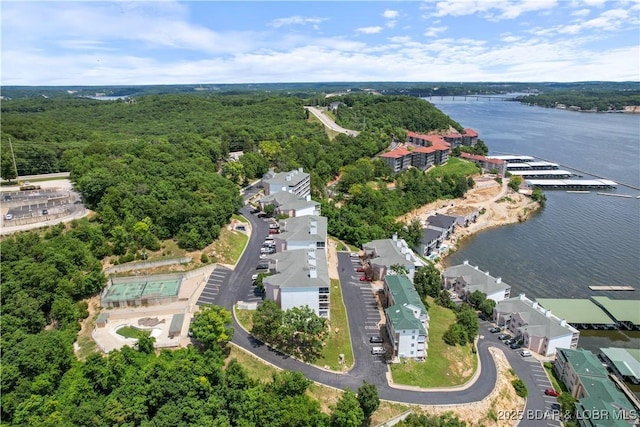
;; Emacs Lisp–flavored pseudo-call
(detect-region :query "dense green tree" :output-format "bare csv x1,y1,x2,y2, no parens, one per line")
252,300,283,344
456,306,480,343
330,389,364,427
190,305,234,351
414,264,442,299
397,412,467,426
357,381,380,421
135,332,156,354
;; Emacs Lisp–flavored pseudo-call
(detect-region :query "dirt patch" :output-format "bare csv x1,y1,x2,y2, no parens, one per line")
74,295,101,359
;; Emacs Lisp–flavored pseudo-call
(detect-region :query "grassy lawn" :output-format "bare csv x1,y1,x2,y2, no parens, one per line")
227,345,278,380
544,362,566,392
390,297,477,387
115,326,149,339
208,226,248,265
315,279,354,371
234,307,254,332
427,157,481,177
329,236,359,252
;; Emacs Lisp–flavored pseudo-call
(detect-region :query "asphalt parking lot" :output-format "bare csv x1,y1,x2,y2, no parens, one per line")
197,266,232,306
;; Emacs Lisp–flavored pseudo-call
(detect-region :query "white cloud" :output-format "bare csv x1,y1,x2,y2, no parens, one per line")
382,9,399,19
386,20,397,29
424,26,448,38
572,8,591,17
427,0,558,20
356,26,384,34
269,16,327,28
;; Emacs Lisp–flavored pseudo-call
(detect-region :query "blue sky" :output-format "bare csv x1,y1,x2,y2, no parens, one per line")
2,1,639,85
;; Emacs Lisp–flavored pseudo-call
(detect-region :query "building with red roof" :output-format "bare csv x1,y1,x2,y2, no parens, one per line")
460,152,506,175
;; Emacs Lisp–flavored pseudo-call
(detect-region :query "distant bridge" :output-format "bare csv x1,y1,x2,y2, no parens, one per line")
423,95,516,101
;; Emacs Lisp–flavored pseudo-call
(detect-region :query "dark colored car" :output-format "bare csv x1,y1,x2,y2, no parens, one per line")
249,208,260,214
504,339,514,346
497,333,510,340
489,327,501,333
545,388,560,397
369,336,384,344
42,209,49,215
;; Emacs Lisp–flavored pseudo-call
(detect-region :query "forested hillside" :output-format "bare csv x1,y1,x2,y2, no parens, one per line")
1,92,478,425
515,89,640,111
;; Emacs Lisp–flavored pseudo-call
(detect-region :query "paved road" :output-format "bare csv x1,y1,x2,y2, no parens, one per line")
305,106,360,137
198,206,559,414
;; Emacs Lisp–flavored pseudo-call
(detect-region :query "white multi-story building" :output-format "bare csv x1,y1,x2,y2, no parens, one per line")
258,191,320,218
263,249,330,318
362,234,425,281
262,168,311,198
494,294,580,357
273,216,327,254
442,261,511,303
383,274,429,361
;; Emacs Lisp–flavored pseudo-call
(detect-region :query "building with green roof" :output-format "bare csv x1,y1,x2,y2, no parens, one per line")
555,348,637,427
383,274,429,361
536,298,616,329
600,347,640,385
592,297,640,330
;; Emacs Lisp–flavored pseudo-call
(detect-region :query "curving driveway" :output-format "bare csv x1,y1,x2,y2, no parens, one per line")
201,205,559,420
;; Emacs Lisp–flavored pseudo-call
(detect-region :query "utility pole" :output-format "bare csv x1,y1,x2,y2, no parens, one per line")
8,138,19,181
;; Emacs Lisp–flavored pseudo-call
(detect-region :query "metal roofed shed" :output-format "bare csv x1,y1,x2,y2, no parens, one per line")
168,314,185,339
535,298,616,328
600,347,640,385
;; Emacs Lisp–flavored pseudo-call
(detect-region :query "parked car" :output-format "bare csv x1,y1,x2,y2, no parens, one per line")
504,339,514,346
359,276,372,282
489,327,501,333
497,333,510,340
42,208,49,215
249,207,260,214
369,336,384,344
356,266,365,272
510,343,522,349
370,346,385,355
268,229,279,234
4,213,13,220
520,350,532,357
3,194,12,201
545,388,560,397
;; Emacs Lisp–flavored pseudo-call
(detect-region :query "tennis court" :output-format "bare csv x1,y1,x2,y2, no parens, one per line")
102,274,183,308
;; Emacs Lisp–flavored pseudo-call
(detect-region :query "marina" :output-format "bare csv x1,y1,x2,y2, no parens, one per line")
536,297,640,330
525,178,618,189
508,169,574,179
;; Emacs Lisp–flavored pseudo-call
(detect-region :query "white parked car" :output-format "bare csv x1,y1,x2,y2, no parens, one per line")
4,213,13,220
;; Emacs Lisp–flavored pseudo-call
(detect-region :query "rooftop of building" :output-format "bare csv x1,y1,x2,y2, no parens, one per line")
277,215,327,242
264,249,329,289
442,261,511,296
384,274,427,333
600,347,640,381
259,191,319,211
263,168,310,186
496,293,579,338
363,235,424,268
426,213,458,229
557,348,609,378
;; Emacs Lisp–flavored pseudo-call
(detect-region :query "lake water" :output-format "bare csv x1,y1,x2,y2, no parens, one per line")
428,97,640,385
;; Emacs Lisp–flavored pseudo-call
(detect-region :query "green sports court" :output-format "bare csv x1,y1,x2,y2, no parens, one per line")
102,274,183,308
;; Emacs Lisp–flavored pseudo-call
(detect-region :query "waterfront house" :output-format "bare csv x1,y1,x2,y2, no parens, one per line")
415,228,443,257
262,168,311,198
442,261,511,303
383,274,429,361
554,348,637,427
494,293,580,356
362,234,425,281
460,152,507,176
263,249,330,318
425,213,457,239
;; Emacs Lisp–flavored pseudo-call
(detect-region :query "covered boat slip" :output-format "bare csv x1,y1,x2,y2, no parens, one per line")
509,169,574,179
535,298,616,329
592,297,640,330
525,178,618,189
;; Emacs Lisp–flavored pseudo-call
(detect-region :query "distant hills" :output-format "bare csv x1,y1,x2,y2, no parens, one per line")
2,81,638,100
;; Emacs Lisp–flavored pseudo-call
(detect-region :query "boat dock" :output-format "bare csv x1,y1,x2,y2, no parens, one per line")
525,179,618,190
592,297,640,331
509,170,575,179
589,285,635,291
536,297,640,330
535,298,617,329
